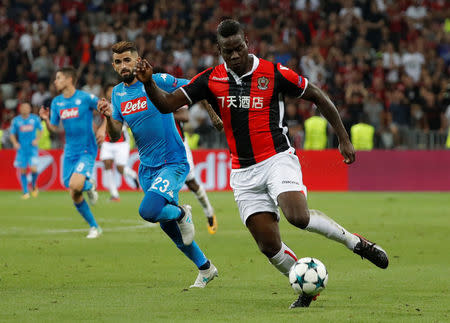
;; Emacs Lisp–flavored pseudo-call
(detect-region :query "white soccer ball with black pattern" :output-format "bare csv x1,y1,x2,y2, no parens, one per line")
289,257,328,296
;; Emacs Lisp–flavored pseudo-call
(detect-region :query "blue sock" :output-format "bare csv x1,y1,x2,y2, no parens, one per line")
31,172,38,190
160,221,208,269
139,191,181,223
138,192,208,268
82,179,93,192
159,204,182,222
74,200,98,227
20,173,29,194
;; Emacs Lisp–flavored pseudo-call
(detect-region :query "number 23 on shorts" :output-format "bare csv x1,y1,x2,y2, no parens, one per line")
151,176,170,193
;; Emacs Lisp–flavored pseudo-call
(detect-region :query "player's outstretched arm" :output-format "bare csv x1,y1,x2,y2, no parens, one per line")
200,100,223,132
39,106,59,133
136,58,190,113
301,83,355,164
97,98,123,142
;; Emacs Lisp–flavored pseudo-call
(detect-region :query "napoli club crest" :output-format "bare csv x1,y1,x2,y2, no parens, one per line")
257,77,269,90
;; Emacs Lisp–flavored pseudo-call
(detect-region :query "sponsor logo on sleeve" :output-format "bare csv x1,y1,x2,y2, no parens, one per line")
121,97,148,115
60,107,79,119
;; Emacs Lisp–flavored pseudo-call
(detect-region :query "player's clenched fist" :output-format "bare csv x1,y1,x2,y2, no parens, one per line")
97,98,112,117
338,140,356,164
135,58,153,83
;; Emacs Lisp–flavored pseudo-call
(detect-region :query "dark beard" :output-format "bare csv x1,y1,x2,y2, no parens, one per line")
120,73,135,84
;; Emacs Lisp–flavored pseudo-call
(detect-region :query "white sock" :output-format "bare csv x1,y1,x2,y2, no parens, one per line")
269,242,298,277
123,166,137,180
305,209,359,250
194,185,214,218
104,169,119,198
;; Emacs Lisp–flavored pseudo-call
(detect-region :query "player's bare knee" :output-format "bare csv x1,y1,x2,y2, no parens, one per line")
286,208,310,229
69,182,83,194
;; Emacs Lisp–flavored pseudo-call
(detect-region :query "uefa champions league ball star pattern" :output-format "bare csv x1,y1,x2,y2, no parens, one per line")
289,257,328,296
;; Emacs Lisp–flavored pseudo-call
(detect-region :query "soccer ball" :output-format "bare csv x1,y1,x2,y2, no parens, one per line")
289,257,328,296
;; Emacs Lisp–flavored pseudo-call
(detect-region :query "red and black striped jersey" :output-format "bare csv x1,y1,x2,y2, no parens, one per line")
181,55,308,169
175,120,185,141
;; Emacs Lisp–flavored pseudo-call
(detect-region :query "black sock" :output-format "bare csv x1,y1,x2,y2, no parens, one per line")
177,206,185,221
199,260,210,270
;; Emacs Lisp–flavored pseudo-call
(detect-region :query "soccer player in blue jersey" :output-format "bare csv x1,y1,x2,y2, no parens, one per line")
98,41,218,287
39,67,105,239
10,102,42,199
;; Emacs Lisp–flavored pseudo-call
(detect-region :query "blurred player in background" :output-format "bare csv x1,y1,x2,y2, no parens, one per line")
98,41,218,287
173,105,219,234
100,83,139,201
137,19,389,308
39,67,105,239
10,102,42,199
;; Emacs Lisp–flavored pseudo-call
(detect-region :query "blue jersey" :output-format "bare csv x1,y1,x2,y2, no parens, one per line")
111,74,189,167
10,114,42,152
50,90,99,157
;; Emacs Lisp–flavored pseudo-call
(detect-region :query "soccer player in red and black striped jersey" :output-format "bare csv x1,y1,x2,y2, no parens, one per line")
136,19,388,308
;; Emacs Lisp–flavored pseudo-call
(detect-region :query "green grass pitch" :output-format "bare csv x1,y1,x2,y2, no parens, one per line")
0,191,449,322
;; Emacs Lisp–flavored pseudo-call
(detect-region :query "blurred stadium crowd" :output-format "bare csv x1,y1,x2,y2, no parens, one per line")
0,0,449,150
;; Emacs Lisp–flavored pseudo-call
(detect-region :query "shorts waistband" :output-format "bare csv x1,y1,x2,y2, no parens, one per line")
231,148,296,173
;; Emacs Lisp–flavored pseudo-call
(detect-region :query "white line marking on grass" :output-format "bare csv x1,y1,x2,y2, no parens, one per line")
44,223,158,234
16,216,143,224
0,222,158,236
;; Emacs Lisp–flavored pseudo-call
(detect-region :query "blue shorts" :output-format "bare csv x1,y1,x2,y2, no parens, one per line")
14,148,39,169
138,162,189,205
62,153,96,188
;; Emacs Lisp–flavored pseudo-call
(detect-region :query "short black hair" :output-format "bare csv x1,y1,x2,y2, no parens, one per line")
217,19,244,39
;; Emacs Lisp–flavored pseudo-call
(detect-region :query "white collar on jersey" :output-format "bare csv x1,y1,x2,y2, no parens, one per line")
224,54,260,85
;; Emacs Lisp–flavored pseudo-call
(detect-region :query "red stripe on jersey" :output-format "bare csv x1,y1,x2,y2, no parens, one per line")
208,65,240,168
277,63,299,84
276,62,307,96
248,60,277,163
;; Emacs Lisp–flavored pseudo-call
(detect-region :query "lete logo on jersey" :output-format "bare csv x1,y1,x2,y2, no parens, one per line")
60,107,79,119
121,96,148,115
19,124,34,132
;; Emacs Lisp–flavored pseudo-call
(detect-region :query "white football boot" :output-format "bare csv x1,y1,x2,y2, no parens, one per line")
86,178,99,205
190,262,219,288
177,205,195,245
86,226,102,239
